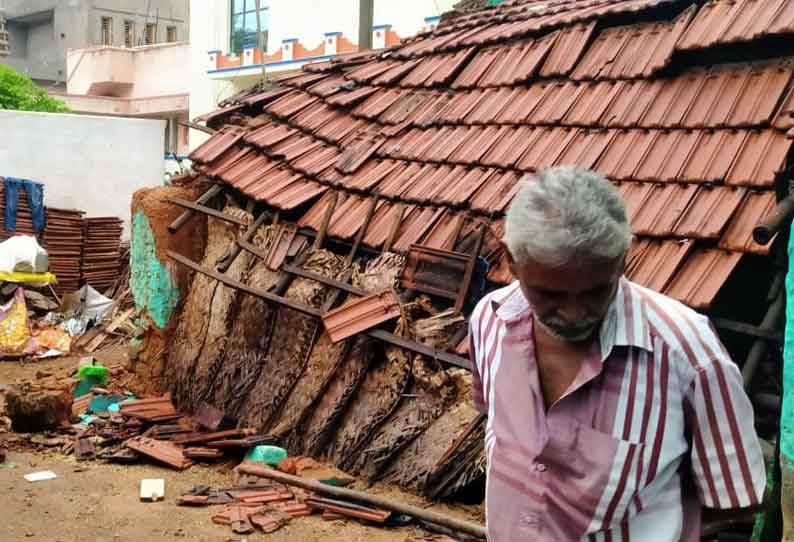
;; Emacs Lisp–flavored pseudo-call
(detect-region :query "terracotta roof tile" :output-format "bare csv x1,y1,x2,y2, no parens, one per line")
328,194,372,239
240,87,293,107
217,151,271,186
435,167,496,206
496,83,553,124
719,190,777,254
626,239,694,292
539,23,595,77
269,134,324,162
378,162,424,197
362,202,402,248
265,91,319,118
342,159,397,191
314,115,366,143
449,126,508,163
677,0,788,51
372,58,424,85
470,88,528,124
352,88,405,119
392,207,447,251
202,145,252,178
244,123,297,149
189,129,243,163
673,185,746,239
470,170,522,213
325,86,379,107
640,70,707,128
268,179,328,211
420,210,464,251
601,79,661,127
774,79,794,130
336,132,385,174
421,126,473,162
665,249,742,309
379,92,435,124
725,129,792,186
518,127,580,170
290,102,341,133
728,61,794,126
293,145,341,176
596,129,657,180
438,89,489,123
451,46,503,89
528,81,585,124
553,129,615,170
322,290,401,343
346,59,402,83
622,182,698,236
400,48,476,87
481,126,539,168
305,75,348,98
677,130,747,183
564,80,625,126
394,28,472,59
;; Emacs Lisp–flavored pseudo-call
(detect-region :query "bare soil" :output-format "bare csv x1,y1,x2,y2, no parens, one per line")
0,353,482,542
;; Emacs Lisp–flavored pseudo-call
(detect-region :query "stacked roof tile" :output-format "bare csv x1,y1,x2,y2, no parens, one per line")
191,0,794,310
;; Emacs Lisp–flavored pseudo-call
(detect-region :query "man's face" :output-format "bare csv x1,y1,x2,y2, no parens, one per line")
507,250,624,343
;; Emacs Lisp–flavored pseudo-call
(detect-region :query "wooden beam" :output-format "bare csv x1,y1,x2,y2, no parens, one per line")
168,184,223,233
217,211,270,272
712,316,783,343
177,120,216,135
753,194,794,245
166,196,248,227
236,464,486,539
282,264,368,297
168,251,470,370
455,221,486,313
347,196,379,266
314,191,338,250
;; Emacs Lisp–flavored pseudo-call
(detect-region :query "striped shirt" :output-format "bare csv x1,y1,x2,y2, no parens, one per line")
468,278,765,542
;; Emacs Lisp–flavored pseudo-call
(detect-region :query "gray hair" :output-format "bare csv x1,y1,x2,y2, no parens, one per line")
505,166,631,267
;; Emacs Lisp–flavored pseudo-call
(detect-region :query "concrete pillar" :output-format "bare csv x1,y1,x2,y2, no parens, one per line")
281,38,296,61
207,49,220,70
324,32,341,56
372,24,390,49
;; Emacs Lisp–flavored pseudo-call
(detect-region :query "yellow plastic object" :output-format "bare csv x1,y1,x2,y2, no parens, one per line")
0,289,30,355
0,271,57,284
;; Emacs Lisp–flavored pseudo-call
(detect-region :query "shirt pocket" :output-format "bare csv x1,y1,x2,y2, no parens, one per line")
567,423,646,534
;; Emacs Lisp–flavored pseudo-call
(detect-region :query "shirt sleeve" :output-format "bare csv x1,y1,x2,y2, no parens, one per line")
468,300,488,415
684,347,766,509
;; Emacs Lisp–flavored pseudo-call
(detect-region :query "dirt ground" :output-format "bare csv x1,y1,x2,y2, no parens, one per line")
0,353,482,542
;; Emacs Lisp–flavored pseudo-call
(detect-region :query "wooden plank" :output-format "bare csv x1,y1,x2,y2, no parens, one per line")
166,196,247,227
168,184,223,233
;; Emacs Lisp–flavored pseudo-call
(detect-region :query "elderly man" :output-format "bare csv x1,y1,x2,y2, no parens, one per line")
468,166,765,541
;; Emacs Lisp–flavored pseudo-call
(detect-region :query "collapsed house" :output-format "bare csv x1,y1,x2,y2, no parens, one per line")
158,0,794,499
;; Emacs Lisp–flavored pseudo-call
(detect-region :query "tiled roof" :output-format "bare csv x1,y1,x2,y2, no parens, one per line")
191,0,794,310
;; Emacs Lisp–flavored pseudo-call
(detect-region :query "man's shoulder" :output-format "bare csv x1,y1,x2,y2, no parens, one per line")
471,282,523,326
623,279,729,371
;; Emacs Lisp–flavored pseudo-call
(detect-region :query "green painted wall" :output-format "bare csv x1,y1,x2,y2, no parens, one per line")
130,210,180,329
783,220,794,462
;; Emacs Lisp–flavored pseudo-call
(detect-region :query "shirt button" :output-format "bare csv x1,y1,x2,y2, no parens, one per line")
535,463,547,472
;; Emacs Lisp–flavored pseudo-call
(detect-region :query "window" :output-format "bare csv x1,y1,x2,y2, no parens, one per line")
144,23,156,45
231,0,269,54
101,16,113,45
124,20,135,47
167,26,177,43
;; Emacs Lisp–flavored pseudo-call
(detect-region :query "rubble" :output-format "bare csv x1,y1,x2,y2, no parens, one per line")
5,386,72,432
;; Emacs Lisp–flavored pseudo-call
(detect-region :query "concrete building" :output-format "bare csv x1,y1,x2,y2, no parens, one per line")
54,42,191,156
0,11,8,57
189,0,457,148
2,0,189,87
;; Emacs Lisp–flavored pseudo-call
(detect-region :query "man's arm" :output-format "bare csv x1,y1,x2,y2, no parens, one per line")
685,356,766,511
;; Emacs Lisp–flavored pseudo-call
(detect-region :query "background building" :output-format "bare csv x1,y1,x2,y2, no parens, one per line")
0,11,8,57
189,0,457,148
2,0,189,88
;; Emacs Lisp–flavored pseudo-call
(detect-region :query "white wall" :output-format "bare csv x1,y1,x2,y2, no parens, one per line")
0,110,165,237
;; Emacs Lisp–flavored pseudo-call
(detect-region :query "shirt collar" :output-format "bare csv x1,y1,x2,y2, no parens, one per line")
492,278,654,360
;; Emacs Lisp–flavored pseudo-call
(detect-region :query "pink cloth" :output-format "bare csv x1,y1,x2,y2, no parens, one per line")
468,279,765,541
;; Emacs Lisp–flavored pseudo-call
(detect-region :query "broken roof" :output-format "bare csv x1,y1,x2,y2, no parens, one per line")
190,0,794,310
